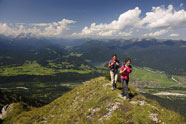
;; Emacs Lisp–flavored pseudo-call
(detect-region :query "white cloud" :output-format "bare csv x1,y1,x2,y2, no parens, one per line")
1,4,186,39
73,7,141,37
32,23,50,26
140,5,186,29
143,29,168,37
74,4,186,38
118,31,133,36
0,19,76,38
169,33,179,37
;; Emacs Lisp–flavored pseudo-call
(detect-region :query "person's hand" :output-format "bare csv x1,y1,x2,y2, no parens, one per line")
120,67,126,73
116,62,119,66
111,61,115,65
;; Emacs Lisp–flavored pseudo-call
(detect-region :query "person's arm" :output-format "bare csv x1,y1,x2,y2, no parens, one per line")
126,66,132,73
116,61,119,67
108,61,114,68
120,65,126,74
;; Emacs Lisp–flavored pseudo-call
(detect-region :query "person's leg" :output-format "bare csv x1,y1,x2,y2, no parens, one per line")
121,78,125,96
114,72,118,88
110,71,114,87
126,79,129,86
126,80,129,98
122,79,129,98
112,72,117,90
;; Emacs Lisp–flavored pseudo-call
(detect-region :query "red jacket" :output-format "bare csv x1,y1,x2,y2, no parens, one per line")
120,65,132,80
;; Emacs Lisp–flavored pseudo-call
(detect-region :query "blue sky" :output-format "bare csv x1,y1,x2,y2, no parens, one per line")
0,0,186,39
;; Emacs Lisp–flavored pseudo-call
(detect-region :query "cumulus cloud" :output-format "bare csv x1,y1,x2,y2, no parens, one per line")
73,7,141,37
169,33,179,37
143,29,168,37
0,19,76,38
140,5,186,29
1,4,186,39
74,4,186,38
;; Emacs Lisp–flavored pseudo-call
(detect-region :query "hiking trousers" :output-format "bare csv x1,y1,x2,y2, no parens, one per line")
121,79,129,98
110,71,118,88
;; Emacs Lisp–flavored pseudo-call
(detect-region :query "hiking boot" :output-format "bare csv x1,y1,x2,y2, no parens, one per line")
121,94,127,100
114,83,117,89
123,96,127,100
127,98,131,101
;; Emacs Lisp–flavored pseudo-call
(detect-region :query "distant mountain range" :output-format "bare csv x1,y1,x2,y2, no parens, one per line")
0,36,186,75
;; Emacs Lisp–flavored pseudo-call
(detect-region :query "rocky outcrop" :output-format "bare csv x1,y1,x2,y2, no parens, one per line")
0,104,13,120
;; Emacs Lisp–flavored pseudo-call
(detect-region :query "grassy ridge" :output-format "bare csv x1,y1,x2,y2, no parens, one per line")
104,66,186,118
2,77,186,124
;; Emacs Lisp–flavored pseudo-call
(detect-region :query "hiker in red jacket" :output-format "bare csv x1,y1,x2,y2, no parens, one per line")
120,58,132,99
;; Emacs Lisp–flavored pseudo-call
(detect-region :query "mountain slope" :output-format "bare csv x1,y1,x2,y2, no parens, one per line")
2,77,185,124
72,38,186,75
1,37,186,75
0,89,44,111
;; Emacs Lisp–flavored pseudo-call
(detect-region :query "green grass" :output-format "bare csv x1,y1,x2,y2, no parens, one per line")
0,61,95,76
48,62,63,68
0,61,55,76
64,52,83,57
130,67,177,87
58,69,92,74
2,77,186,124
2,102,32,123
